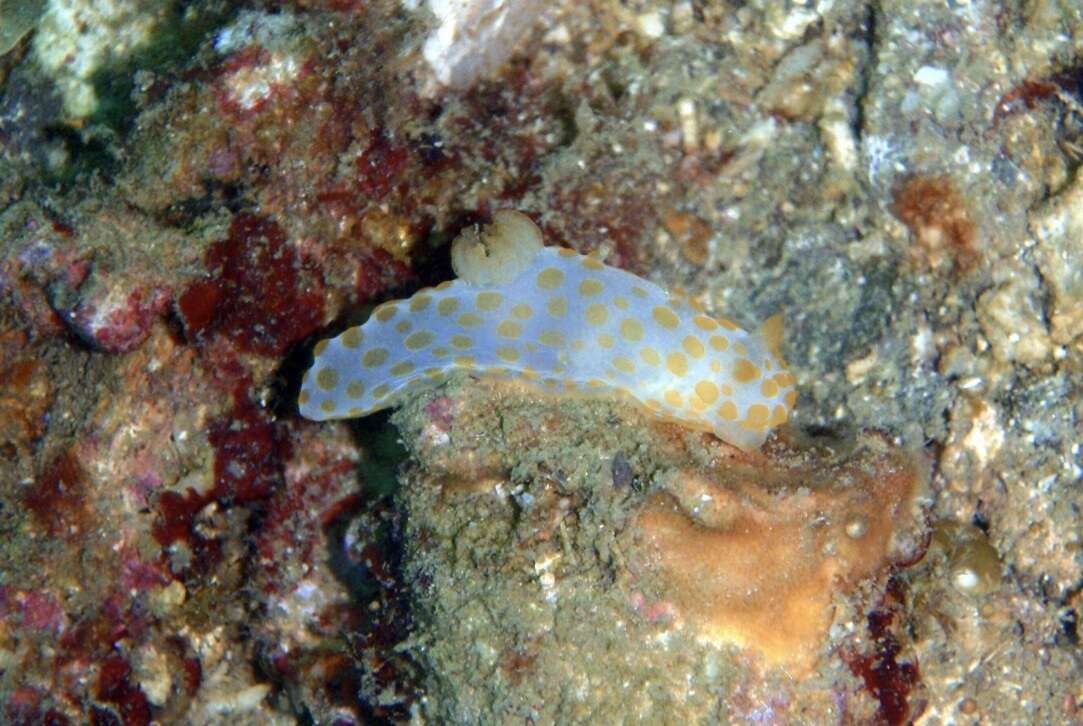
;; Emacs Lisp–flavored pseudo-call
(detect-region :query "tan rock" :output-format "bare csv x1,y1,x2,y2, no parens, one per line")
1030,169,1083,346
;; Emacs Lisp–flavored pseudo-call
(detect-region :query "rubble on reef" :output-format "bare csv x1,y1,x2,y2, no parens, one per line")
0,0,1081,723
393,376,931,722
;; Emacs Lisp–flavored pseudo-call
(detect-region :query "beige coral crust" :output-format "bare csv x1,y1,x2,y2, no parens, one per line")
637,431,926,672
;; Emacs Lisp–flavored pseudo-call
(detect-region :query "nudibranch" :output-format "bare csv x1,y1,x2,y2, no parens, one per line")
299,211,796,450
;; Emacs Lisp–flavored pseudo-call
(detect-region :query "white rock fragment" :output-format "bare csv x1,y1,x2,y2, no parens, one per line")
636,10,666,39
862,134,904,187
820,97,857,172
132,644,173,706
677,97,698,152
205,681,272,715
213,11,305,113
770,4,820,41
419,0,543,90
33,0,165,117
961,400,1003,469
912,64,961,124
213,9,299,54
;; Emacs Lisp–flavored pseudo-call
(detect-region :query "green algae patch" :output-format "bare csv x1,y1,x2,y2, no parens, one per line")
0,0,44,55
85,3,237,131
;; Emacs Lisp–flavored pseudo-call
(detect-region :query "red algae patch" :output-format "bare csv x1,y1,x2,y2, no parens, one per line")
0,331,52,461
178,213,325,356
634,431,926,673
843,579,922,726
890,175,978,274
23,449,93,539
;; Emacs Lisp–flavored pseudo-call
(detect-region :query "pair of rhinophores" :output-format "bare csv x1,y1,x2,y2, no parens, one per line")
299,210,795,450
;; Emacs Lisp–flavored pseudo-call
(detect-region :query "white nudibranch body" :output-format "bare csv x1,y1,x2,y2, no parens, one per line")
299,211,796,450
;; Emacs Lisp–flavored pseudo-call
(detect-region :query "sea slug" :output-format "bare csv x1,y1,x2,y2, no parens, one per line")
299,211,796,450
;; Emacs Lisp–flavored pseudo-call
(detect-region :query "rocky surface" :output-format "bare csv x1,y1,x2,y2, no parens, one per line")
0,0,1080,723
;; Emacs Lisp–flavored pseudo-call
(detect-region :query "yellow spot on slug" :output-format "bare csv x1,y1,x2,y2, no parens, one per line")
693,315,718,332
409,294,432,312
497,320,523,338
476,292,503,311
683,336,705,358
363,348,389,368
743,404,770,431
620,319,644,342
390,361,415,376
546,296,567,318
582,256,605,271
653,306,679,330
341,327,363,348
579,279,604,297
395,320,412,333
374,304,398,322
770,405,789,426
613,357,635,374
585,303,608,326
597,333,615,349
640,347,662,366
539,330,565,347
709,335,729,352
458,313,482,328
346,381,365,399
372,384,390,400
320,400,335,413
536,267,565,290
451,335,473,349
497,346,520,362
437,298,459,316
695,381,719,405
511,304,533,320
775,372,796,388
761,380,780,398
719,401,738,421
314,339,329,356
664,390,683,408
734,358,761,383
666,352,688,377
